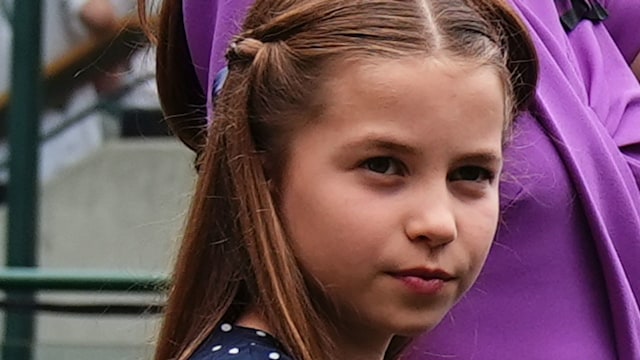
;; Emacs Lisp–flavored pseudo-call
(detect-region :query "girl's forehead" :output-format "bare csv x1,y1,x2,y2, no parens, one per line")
319,55,504,108
291,56,506,150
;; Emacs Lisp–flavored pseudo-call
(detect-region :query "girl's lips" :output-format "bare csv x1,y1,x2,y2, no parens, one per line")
389,267,454,295
391,267,454,281
395,275,446,295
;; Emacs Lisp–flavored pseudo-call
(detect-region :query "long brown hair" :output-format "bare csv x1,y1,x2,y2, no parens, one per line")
138,1,538,359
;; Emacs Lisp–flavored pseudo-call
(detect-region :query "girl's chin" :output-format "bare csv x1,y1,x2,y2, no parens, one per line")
389,319,444,337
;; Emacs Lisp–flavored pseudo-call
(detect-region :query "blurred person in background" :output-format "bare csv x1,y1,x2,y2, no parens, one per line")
0,0,163,188
69,0,165,138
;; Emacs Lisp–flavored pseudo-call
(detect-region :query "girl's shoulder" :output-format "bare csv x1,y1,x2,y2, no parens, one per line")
190,323,294,360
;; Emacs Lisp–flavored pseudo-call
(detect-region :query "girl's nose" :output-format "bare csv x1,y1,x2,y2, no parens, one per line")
404,192,457,249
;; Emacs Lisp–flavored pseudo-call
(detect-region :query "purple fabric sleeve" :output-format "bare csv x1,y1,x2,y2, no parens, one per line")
564,1,640,188
183,0,253,123
412,1,640,358
602,0,640,63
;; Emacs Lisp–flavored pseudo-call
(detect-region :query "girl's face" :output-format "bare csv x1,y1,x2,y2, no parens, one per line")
279,56,506,355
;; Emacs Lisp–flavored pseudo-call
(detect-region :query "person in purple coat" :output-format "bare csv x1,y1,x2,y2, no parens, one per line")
410,1,640,358
149,0,640,358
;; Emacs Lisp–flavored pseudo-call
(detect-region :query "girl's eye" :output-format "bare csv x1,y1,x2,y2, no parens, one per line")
362,157,404,175
449,166,495,183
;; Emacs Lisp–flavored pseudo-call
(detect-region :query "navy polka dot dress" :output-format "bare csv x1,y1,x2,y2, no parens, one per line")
190,323,294,360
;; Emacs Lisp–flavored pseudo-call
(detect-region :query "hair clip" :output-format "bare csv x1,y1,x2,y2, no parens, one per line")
212,67,229,99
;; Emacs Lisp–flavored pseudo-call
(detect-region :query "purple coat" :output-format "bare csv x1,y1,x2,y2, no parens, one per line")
182,0,640,358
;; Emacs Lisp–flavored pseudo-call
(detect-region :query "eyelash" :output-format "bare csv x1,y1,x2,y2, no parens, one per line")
361,156,495,183
361,157,406,176
361,157,495,183
448,166,495,183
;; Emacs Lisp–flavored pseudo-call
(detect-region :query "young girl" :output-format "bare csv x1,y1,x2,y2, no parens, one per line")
140,0,538,359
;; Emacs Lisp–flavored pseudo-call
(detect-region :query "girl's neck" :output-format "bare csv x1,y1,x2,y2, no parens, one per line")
330,322,392,360
235,307,273,334
332,340,391,360
236,308,392,360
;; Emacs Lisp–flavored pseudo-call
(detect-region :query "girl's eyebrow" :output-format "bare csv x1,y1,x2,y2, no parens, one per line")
340,136,503,165
339,136,419,156
451,152,503,167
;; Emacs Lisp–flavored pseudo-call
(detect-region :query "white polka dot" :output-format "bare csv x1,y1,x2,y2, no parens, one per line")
250,342,256,346
269,352,281,359
256,330,267,337
220,323,233,332
228,347,240,354
211,345,222,352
